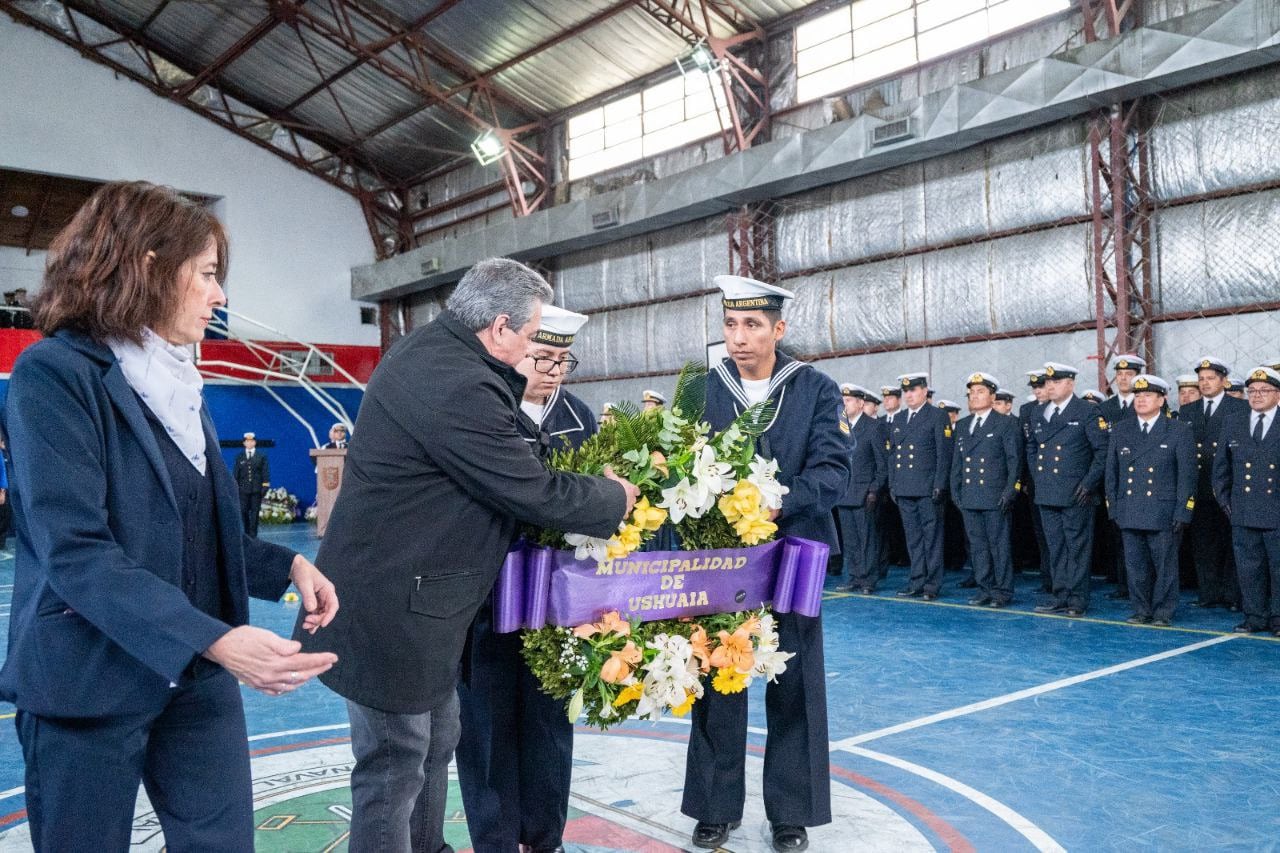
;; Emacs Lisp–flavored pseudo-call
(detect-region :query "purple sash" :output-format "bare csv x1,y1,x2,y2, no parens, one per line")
492,536,829,633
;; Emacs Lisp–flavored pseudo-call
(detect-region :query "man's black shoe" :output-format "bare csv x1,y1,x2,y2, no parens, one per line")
1151,618,1171,627
1065,608,1085,618
922,592,938,601
896,588,922,598
968,594,991,606
1232,623,1263,634
1034,602,1067,613
1125,614,1151,624
989,599,1010,609
1190,600,1214,608
1105,589,1129,600
692,821,740,848
771,824,809,852
958,577,978,589
835,582,858,592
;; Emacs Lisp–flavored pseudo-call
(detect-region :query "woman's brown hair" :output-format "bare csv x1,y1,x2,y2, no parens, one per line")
32,181,228,344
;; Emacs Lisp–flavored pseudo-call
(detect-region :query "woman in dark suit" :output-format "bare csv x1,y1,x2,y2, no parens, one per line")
0,181,340,851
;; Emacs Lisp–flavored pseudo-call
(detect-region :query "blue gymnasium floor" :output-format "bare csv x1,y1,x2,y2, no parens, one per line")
0,526,1277,851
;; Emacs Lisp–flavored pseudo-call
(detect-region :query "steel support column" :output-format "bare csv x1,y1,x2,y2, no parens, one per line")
1081,0,1153,389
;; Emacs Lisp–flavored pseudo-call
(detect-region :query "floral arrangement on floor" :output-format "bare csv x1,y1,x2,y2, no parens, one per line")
520,363,796,728
304,504,319,524
258,487,300,524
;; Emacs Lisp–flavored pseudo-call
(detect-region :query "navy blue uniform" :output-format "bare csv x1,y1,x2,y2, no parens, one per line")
1028,396,1109,611
836,414,888,590
1098,396,1138,592
1015,399,1051,589
1186,394,1249,606
887,404,953,596
456,386,597,853
1105,415,1197,620
1212,409,1280,631
950,411,1022,604
683,354,848,828
877,410,909,574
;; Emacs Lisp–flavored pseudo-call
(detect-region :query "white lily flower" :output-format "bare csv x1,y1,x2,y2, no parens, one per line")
564,532,612,563
748,456,789,510
658,477,714,523
690,445,734,496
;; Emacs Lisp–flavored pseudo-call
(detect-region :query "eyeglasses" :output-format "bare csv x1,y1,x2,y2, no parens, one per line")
1245,388,1278,396
530,355,579,375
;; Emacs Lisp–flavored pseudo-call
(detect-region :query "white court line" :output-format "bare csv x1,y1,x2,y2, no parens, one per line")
831,634,1236,750
847,745,1066,852
0,786,22,803
247,722,350,742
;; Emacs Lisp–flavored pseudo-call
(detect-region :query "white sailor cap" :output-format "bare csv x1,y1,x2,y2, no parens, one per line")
1025,369,1047,387
243,432,256,440
1263,356,1280,371
330,422,348,432
839,382,859,396
1194,355,1230,376
863,388,882,404
880,384,902,397
1132,375,1170,395
1042,362,1079,380
1110,354,1146,372
641,389,666,404
1245,366,1280,389
897,372,928,390
714,275,795,311
1175,374,1199,388
964,372,999,391
994,389,1015,402
600,401,616,415
936,399,961,413
1080,389,1106,403
532,304,588,347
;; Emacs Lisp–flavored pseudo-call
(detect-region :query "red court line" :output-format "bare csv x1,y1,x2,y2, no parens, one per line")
0,809,25,828
250,736,351,757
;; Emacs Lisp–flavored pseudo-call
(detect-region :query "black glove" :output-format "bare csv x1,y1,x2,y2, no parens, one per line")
1073,485,1093,507
1023,479,1035,498
865,490,879,510
1170,519,1186,535
998,494,1014,513
931,488,947,505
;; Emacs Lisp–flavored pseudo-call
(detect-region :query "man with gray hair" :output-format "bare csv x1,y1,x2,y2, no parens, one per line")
296,257,638,853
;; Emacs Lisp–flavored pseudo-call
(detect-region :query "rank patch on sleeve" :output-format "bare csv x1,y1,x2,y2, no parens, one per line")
1098,417,1109,431
1186,498,1195,510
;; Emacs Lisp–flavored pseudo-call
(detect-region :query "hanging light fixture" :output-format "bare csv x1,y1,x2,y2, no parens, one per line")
470,129,506,165
675,39,719,76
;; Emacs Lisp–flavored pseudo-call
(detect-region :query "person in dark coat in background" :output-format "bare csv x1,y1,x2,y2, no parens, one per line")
1098,354,1145,601
232,431,270,536
876,384,909,575
835,384,888,594
889,373,954,601
950,373,1022,607
1104,376,1196,626
683,275,848,853
294,258,637,853
1,181,338,852
1213,366,1280,636
456,304,597,853
1017,371,1052,589
321,422,349,449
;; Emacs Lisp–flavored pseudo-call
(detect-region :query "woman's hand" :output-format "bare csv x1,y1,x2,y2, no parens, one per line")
203,626,337,696
290,554,339,634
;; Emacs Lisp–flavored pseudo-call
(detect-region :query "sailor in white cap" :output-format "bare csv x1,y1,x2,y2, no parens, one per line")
322,423,349,449
233,431,270,537
887,372,954,601
1104,375,1196,626
685,275,848,851
457,302,598,853
835,383,889,594
1101,354,1146,426
1174,374,1201,410
1185,356,1250,609
1029,361,1109,617
641,388,667,411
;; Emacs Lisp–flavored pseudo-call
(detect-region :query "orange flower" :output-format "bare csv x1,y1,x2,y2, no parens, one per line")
709,628,755,672
739,615,761,637
600,640,642,684
573,610,631,639
650,450,670,478
689,625,712,673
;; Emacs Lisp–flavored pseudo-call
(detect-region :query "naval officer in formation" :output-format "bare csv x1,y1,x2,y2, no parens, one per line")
835,384,888,594
1104,375,1196,625
888,373,954,600
683,275,848,853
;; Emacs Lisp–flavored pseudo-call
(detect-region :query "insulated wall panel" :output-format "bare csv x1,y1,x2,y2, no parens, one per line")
647,297,707,373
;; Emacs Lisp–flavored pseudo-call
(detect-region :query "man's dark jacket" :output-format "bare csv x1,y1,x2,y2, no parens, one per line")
232,449,269,494
295,311,626,714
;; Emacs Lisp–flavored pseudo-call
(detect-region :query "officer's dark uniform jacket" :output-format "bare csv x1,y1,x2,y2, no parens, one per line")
516,385,598,455
1099,395,1138,429
1212,409,1280,529
1027,396,1109,506
837,413,888,506
707,354,849,547
1105,414,1197,530
1186,394,1250,500
950,411,1022,511
887,403,952,498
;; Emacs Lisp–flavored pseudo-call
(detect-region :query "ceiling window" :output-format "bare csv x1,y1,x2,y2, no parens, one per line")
568,71,731,180
796,0,1070,103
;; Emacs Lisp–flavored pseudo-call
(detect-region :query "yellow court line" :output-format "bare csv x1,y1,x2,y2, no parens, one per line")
0,713,13,720
827,588,1280,641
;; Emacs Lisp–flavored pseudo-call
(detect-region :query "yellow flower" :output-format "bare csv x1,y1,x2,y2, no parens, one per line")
613,681,644,707
712,666,749,694
605,534,630,560
631,497,668,532
669,691,697,717
617,524,643,552
718,480,764,524
733,509,777,545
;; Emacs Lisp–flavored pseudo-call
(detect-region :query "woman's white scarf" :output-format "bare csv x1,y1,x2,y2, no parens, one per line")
108,329,208,474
